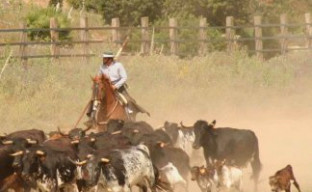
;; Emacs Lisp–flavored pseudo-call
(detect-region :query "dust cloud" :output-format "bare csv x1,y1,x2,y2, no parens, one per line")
137,74,312,191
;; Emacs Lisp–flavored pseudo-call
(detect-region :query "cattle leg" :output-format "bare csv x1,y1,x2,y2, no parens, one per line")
250,158,261,191
137,185,148,192
293,180,301,192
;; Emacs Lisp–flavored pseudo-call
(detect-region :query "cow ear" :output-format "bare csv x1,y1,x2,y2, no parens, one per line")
36,150,46,156
101,158,110,163
2,140,13,145
211,120,216,127
208,120,216,128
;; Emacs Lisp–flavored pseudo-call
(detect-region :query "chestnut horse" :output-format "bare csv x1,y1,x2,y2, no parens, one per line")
89,75,128,131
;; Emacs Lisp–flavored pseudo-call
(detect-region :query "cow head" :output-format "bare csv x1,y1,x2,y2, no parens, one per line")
190,166,201,181
80,154,103,187
20,148,43,181
107,119,125,133
57,127,91,141
192,120,216,149
164,121,180,143
6,138,39,170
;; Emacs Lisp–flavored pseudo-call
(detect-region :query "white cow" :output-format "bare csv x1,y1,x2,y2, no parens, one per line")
215,160,243,192
159,162,187,191
80,144,157,192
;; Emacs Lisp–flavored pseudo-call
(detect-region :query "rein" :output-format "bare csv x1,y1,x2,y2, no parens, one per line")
72,99,92,129
105,99,119,118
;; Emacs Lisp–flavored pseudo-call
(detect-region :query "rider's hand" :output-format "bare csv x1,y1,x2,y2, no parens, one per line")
111,85,117,91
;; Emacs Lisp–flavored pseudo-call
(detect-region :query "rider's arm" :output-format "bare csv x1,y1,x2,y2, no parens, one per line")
114,63,127,89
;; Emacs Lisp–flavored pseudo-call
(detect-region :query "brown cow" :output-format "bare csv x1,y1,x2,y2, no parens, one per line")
269,165,301,192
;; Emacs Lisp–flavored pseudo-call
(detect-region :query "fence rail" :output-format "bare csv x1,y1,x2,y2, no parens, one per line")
1,13,312,64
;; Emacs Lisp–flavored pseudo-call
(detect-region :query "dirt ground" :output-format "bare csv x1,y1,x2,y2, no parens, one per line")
138,89,312,192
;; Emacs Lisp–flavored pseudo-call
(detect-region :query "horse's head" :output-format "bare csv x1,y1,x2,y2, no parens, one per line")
92,75,106,102
89,75,116,120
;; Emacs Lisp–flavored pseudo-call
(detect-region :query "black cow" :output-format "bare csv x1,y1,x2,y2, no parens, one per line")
17,138,79,192
57,126,91,141
107,119,154,135
0,129,46,191
0,129,46,146
192,120,262,191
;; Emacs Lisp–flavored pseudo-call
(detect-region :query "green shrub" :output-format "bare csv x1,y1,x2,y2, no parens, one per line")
25,6,71,41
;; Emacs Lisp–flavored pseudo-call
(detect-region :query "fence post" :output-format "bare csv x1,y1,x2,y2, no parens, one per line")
305,13,312,49
254,16,263,60
80,16,89,64
50,17,59,63
280,14,288,55
198,17,207,56
140,17,149,55
169,18,177,55
19,23,28,69
111,18,121,47
226,16,235,53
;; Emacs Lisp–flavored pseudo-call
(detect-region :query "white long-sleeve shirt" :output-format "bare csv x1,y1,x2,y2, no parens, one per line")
98,61,127,89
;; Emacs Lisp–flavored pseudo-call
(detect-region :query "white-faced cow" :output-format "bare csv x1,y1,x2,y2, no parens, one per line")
269,165,301,192
192,120,262,191
163,121,195,156
190,165,216,192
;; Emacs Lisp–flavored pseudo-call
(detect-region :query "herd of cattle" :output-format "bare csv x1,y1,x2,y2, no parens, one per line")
0,119,302,192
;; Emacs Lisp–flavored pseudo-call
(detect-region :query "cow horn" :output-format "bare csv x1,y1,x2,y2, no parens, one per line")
101,158,110,163
90,138,96,142
0,133,7,138
180,121,193,129
71,140,80,144
133,129,139,133
76,160,87,166
2,140,13,145
57,126,68,136
36,150,45,156
10,150,24,157
87,154,93,159
67,157,87,166
111,130,122,135
26,139,38,144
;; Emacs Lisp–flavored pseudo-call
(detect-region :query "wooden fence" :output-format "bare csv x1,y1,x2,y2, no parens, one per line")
1,13,312,64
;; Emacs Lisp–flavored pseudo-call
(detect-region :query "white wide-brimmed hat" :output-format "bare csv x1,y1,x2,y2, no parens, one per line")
102,51,115,58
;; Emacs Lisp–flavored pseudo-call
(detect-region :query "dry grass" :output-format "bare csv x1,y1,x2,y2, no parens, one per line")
1,50,312,191
0,50,310,131
1,2,312,191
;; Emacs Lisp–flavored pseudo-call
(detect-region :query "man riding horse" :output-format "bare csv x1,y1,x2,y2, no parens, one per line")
86,51,150,125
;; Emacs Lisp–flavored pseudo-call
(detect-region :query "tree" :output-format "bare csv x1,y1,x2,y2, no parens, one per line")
66,0,165,25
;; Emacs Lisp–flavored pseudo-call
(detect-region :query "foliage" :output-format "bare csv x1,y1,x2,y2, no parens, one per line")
66,0,165,26
162,0,251,26
25,6,71,41
49,0,64,6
